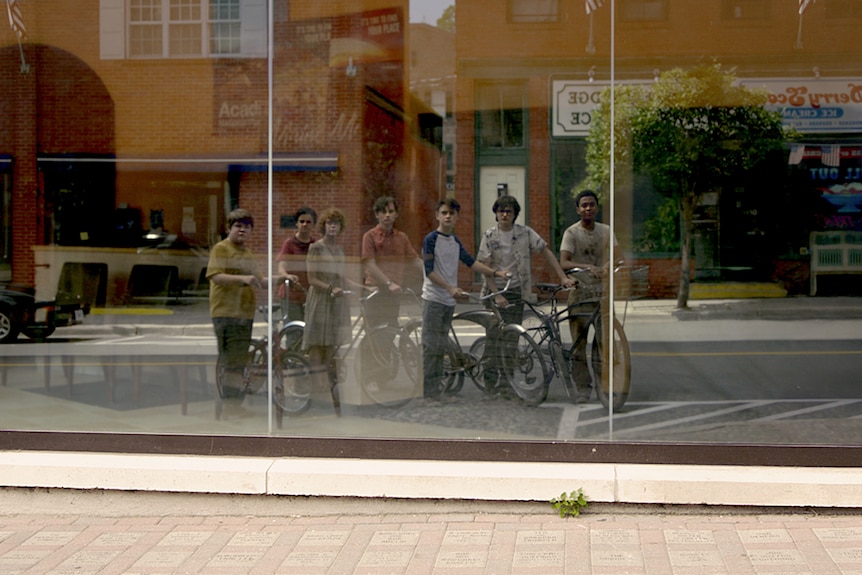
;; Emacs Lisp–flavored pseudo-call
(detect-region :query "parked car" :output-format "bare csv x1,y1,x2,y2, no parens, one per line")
134,233,211,301
0,284,86,343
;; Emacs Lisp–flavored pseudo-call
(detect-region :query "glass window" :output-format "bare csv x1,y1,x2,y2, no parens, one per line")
508,0,559,23
825,0,862,19
129,0,163,57
209,0,240,55
620,0,668,22
7,0,862,477
721,0,770,20
478,82,526,149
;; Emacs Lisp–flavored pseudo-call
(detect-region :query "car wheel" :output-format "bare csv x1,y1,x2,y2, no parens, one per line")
22,325,56,341
0,305,20,343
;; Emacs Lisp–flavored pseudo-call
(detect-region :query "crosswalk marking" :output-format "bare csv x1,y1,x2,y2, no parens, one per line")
555,399,862,439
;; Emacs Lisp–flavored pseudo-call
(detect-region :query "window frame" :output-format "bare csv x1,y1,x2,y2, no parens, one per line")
619,0,669,22
507,0,560,24
476,81,528,151
720,0,770,21
127,0,241,59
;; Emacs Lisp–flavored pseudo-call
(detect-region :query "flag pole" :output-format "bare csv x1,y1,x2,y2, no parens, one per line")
6,0,28,73
586,12,595,54
795,12,804,50
16,36,28,74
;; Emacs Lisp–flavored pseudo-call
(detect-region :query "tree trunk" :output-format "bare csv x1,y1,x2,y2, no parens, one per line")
676,195,694,309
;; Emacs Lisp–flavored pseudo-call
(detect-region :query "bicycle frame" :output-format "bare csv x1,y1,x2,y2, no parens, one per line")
525,269,633,410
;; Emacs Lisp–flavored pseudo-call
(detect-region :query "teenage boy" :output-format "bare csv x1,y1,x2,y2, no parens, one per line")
207,209,285,416
559,189,621,403
477,195,575,394
361,196,423,328
421,198,509,400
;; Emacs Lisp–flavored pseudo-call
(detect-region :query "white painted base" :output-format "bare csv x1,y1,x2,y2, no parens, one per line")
1,451,860,508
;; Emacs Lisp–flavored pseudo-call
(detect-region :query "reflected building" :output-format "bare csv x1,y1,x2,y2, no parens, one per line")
455,0,862,296
0,0,440,302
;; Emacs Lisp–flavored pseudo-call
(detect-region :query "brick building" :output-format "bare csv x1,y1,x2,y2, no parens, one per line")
0,0,441,300
455,0,862,295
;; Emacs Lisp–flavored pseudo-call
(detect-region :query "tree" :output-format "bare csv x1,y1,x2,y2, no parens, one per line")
583,63,788,308
437,5,455,32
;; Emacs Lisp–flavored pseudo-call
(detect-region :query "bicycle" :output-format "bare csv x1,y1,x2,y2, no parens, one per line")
326,288,421,409
276,279,306,353
521,265,646,411
405,279,550,405
215,306,313,427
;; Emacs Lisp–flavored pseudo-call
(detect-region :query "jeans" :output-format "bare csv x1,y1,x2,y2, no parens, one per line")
212,317,253,399
421,299,454,397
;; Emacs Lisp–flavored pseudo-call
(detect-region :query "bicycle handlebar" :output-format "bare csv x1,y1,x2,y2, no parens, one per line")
462,277,512,302
282,277,307,294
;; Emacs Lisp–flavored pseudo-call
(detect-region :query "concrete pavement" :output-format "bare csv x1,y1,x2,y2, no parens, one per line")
60,295,862,339
1,488,862,574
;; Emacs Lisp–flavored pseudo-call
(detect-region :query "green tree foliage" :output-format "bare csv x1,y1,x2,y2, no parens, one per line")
583,63,788,308
437,5,455,32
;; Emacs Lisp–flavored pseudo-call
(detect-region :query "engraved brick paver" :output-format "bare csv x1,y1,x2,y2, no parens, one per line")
3,493,862,574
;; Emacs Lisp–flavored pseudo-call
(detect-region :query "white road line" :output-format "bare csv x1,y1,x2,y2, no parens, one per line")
545,403,580,439
753,399,861,422
604,400,773,434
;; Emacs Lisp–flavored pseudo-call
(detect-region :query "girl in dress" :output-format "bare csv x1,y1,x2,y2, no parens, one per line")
302,208,351,400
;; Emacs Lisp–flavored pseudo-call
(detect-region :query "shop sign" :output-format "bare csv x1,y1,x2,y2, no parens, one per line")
552,77,862,138
550,80,648,138
740,78,862,134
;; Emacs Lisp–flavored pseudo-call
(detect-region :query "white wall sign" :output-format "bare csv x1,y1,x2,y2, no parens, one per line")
740,78,862,134
552,77,862,138
551,81,607,137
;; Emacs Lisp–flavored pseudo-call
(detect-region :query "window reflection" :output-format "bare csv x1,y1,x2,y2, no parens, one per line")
0,1,861,451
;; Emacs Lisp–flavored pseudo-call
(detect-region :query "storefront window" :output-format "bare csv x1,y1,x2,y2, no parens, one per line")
1,0,862,463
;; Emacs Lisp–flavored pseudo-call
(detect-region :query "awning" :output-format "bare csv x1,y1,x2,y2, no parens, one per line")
36,153,339,173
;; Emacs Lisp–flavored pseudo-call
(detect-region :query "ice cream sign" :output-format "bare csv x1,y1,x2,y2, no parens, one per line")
740,78,862,134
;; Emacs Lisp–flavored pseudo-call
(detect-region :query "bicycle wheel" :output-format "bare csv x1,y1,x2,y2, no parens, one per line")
274,351,312,415
500,328,549,406
278,323,304,353
550,339,576,401
442,337,465,394
214,356,225,419
519,309,544,337
466,336,488,390
590,316,631,411
245,340,267,394
403,320,464,396
356,326,421,407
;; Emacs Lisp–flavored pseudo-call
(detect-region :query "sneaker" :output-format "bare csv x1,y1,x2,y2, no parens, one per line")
575,388,592,404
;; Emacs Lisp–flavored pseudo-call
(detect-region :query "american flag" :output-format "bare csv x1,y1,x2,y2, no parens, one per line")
798,0,815,15
788,144,805,165
6,0,25,39
821,145,841,167
586,0,603,15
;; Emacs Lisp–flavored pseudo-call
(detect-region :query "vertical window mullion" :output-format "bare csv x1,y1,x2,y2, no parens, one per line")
162,0,170,57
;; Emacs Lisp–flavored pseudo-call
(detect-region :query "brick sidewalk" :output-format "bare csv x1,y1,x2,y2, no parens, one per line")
1,490,861,574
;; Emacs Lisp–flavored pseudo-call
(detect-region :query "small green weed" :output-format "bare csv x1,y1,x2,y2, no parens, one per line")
550,489,588,518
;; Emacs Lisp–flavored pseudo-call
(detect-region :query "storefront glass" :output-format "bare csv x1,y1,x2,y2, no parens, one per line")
1,0,861,453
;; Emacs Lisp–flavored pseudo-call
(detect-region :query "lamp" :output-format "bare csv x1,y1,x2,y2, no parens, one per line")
588,66,596,83
653,68,660,82
812,66,820,79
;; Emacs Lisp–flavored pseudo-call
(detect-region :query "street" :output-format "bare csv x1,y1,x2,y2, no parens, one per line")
1,307,862,444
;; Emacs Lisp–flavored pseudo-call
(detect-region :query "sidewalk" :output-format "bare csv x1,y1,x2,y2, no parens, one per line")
1,488,861,574
62,295,862,338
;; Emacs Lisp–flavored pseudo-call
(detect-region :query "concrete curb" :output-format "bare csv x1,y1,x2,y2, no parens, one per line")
3,451,862,508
